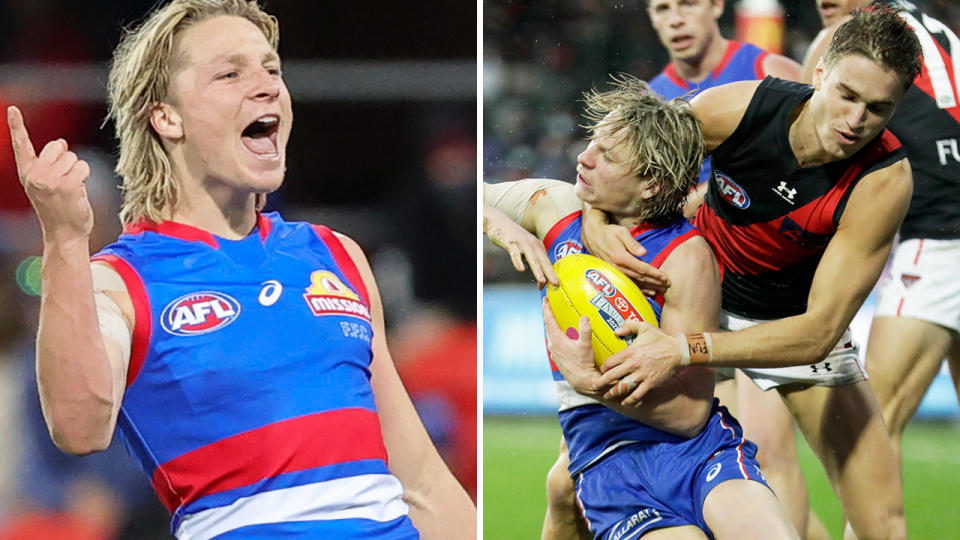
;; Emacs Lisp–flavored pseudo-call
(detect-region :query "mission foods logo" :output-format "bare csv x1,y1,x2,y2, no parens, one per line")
585,269,641,342
303,270,371,321
714,171,750,209
161,292,241,336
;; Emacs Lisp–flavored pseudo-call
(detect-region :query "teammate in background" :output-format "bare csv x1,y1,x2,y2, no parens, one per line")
648,0,799,96
8,1,475,538
799,0,960,534
484,75,797,540
646,0,800,218
578,8,921,539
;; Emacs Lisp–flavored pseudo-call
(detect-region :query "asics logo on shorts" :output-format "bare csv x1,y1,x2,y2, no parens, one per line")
706,462,722,482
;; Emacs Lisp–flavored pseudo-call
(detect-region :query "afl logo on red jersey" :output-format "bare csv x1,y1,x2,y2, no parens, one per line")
161,292,241,336
554,240,583,259
714,171,750,209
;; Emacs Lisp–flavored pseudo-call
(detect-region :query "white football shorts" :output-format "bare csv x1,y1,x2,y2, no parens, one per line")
875,238,960,333
715,310,868,391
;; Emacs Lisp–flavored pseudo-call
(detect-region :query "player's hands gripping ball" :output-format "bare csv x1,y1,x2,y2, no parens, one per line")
545,253,659,368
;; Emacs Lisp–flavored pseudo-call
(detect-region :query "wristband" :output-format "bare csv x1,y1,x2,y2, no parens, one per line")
676,333,691,366
685,332,713,365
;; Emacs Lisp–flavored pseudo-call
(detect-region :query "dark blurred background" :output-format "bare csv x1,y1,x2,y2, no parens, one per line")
0,1,476,538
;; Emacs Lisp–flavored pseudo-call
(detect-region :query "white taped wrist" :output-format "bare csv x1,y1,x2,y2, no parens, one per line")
676,333,691,366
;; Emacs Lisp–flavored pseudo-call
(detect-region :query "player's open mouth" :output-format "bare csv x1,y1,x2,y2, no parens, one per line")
241,115,280,159
671,35,694,50
577,173,591,186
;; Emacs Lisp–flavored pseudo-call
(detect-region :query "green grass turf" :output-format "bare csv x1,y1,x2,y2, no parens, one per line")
482,416,960,539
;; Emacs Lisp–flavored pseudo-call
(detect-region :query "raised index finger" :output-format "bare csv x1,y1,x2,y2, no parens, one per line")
7,106,37,165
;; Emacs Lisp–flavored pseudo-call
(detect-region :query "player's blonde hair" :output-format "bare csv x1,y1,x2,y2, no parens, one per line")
107,0,279,225
581,74,704,224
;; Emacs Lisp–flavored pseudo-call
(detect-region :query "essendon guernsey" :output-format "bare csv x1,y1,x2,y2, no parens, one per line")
694,77,906,319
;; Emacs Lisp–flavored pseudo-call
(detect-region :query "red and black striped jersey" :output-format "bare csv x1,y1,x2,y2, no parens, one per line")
694,77,906,319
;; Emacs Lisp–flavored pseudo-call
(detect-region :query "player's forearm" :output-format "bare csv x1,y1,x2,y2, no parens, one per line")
386,403,476,536
37,237,116,455
601,376,713,437
704,312,840,369
483,202,534,236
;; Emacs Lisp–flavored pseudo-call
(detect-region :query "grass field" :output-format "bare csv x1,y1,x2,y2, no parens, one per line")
483,416,960,538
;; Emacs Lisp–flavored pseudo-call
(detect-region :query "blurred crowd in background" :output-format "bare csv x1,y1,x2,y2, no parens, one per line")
482,0,960,284
0,1,475,538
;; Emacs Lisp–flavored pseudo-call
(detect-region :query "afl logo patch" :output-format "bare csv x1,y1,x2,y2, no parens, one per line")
554,240,583,259
714,171,750,209
161,292,241,336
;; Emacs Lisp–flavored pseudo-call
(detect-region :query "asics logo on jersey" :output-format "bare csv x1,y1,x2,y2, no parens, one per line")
714,171,750,209
303,270,371,321
258,280,283,306
554,240,583,259
161,292,242,336
706,462,723,482
773,181,797,205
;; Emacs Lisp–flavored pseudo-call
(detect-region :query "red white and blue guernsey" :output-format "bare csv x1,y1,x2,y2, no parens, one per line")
650,40,773,184
541,211,699,474
92,212,418,540
649,40,771,99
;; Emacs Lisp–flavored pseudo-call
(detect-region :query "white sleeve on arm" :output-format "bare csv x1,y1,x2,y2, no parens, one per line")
485,179,581,222
91,263,132,362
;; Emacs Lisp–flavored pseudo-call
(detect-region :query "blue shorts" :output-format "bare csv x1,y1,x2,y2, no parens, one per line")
573,401,769,539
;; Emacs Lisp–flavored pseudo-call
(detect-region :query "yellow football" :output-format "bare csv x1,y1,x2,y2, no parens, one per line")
546,253,659,368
